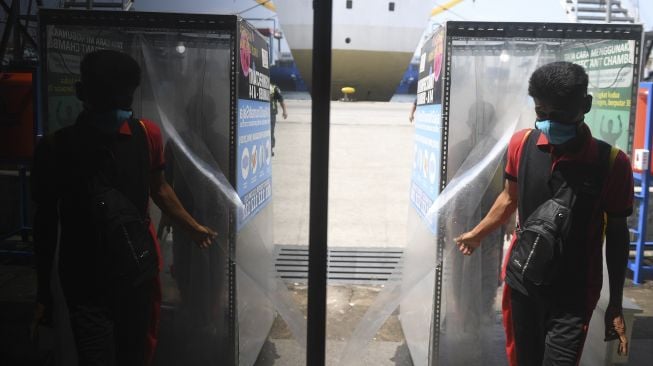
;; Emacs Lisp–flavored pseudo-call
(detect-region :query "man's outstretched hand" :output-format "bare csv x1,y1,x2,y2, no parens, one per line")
190,225,217,249
454,231,482,256
605,304,628,356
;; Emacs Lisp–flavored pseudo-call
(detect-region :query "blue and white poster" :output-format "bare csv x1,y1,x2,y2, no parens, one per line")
410,104,442,233
410,28,444,234
236,99,273,229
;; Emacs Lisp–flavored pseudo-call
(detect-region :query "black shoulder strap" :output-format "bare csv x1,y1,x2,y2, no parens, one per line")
595,138,612,185
517,129,541,222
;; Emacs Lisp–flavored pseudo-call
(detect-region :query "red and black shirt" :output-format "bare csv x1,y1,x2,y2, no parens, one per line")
32,114,165,305
502,124,633,305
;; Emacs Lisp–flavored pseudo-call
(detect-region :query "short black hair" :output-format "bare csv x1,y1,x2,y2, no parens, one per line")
528,61,588,109
80,49,141,95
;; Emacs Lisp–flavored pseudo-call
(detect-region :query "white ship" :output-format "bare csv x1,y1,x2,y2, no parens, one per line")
274,0,436,101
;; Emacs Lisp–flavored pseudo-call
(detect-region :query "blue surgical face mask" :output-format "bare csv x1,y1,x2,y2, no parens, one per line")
535,119,578,145
90,109,133,133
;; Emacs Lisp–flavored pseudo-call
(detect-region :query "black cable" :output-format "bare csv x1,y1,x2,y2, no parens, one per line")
579,40,632,90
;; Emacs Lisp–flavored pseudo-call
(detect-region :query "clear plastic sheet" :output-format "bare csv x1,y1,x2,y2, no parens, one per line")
135,34,307,365
43,24,306,366
341,35,638,365
340,40,548,366
42,18,640,366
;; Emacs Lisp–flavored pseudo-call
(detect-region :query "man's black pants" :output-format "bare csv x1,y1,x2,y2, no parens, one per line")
507,285,591,366
67,280,155,366
271,113,277,149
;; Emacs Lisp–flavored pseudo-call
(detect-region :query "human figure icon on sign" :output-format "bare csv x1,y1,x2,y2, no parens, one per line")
251,144,258,174
241,147,250,179
600,114,623,146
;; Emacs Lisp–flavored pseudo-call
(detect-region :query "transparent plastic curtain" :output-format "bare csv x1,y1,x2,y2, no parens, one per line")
433,40,549,366
338,39,552,366
42,23,306,366
134,33,308,365
134,32,236,365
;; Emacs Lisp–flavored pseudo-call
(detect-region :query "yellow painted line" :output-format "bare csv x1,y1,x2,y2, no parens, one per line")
255,0,276,12
431,0,464,17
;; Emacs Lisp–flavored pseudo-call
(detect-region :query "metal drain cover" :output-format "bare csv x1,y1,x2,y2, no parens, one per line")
274,245,403,285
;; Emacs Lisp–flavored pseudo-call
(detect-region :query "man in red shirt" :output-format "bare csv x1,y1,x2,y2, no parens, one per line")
455,61,632,365
32,50,216,365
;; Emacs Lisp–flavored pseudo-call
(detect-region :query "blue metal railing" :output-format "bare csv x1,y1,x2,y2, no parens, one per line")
629,82,653,284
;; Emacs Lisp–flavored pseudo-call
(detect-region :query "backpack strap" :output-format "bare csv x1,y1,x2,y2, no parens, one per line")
608,146,619,172
516,128,538,224
520,128,533,147
595,139,613,179
137,119,152,169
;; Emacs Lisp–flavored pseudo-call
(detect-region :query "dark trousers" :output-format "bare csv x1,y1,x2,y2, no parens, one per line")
271,113,277,149
68,280,156,366
506,285,590,366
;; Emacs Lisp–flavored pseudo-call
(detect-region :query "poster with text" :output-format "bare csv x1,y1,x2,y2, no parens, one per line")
410,28,444,233
563,39,636,151
236,21,272,229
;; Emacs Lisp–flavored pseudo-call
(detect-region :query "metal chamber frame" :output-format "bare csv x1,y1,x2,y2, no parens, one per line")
400,20,643,366
35,10,646,366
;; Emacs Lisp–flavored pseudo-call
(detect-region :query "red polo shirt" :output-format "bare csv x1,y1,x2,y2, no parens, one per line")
118,118,166,171
502,124,633,300
504,125,633,217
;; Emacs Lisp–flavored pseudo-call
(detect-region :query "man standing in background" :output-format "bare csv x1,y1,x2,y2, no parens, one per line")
270,83,287,156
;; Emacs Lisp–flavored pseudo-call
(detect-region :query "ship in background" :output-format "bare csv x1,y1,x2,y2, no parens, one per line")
273,0,437,101
260,0,646,101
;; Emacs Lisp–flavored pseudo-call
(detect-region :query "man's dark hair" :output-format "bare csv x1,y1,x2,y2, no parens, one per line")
80,49,141,97
528,61,588,109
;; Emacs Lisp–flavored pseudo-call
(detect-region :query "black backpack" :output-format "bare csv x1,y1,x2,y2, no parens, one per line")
89,165,158,287
507,177,574,286
55,119,158,287
506,129,617,291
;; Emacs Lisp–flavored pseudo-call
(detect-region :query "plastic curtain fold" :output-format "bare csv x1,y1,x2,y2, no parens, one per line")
135,34,308,364
44,24,306,366
43,21,638,366
339,40,549,366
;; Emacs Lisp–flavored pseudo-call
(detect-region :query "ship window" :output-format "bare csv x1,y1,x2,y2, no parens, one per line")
346,0,352,9
389,2,395,11
345,37,351,44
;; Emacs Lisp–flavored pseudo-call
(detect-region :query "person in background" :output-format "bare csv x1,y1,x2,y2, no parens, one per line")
409,99,417,123
270,83,287,156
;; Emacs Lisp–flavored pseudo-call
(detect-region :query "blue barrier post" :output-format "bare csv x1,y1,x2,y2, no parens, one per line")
629,82,653,284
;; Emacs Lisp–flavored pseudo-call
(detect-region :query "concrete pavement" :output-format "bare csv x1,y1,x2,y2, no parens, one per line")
272,99,414,248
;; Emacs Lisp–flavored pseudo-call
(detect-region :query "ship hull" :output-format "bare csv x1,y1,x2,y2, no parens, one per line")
275,0,433,101
292,48,414,101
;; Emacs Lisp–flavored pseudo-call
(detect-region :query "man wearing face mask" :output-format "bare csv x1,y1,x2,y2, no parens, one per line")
455,62,633,366
31,50,217,365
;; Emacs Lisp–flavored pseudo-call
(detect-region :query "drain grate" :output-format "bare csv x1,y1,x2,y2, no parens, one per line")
274,245,404,285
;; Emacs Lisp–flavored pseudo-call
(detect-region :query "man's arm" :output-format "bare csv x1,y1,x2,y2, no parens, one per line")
409,101,416,123
606,216,629,307
604,215,630,355
149,170,216,248
455,179,518,255
280,100,288,119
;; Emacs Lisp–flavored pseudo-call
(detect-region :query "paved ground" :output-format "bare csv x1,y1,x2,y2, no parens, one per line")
272,99,414,248
261,98,653,365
